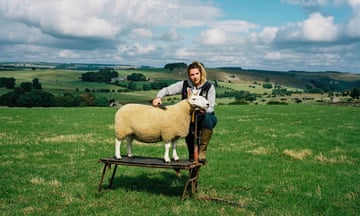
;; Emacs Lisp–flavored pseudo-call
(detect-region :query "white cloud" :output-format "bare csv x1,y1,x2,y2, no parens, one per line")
0,0,220,39
346,0,360,36
175,48,195,58
130,28,153,39
302,12,339,41
211,20,258,32
271,12,339,42
118,44,157,57
198,28,227,45
160,28,180,41
264,51,283,60
250,27,279,44
58,50,80,58
0,0,359,72
0,0,119,39
282,0,328,6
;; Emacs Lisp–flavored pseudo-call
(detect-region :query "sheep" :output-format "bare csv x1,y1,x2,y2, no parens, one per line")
114,94,209,162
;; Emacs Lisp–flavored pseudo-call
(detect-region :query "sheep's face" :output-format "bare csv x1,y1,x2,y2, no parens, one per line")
188,95,209,110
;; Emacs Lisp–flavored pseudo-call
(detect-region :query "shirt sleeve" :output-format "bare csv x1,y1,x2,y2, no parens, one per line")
156,81,184,98
206,84,216,113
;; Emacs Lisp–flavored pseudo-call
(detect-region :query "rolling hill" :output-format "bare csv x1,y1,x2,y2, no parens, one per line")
1,62,359,105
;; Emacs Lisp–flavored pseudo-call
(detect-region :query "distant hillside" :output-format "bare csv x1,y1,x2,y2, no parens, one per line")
207,68,360,92
1,62,359,92
0,62,136,71
1,62,360,106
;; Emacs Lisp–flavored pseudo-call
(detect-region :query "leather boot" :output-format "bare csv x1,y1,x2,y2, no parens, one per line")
199,128,212,164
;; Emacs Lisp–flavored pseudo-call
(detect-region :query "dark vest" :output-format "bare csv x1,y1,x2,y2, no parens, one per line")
181,80,212,100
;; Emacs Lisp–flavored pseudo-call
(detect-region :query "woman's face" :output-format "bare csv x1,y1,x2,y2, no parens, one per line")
189,68,201,87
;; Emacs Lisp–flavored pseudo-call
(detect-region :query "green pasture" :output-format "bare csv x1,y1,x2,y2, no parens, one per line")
0,69,181,103
0,104,359,215
0,69,339,106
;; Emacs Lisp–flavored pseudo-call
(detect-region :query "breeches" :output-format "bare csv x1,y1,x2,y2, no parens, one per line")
186,112,217,145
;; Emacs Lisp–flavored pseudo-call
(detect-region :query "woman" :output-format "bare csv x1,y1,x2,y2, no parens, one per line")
152,61,217,163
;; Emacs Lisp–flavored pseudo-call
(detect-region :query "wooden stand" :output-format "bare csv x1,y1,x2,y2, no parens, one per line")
97,156,202,199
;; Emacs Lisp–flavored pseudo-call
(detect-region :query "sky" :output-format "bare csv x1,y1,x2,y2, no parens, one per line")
0,0,360,73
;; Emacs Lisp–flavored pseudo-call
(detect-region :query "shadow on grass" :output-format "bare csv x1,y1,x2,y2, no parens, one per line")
100,171,190,197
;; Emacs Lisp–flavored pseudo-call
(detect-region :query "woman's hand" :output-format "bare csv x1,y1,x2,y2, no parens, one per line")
152,97,162,106
199,108,206,114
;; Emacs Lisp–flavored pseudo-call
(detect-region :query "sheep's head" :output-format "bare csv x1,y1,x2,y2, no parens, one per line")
188,95,209,110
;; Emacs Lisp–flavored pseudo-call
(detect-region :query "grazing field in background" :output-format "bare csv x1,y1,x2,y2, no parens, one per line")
0,104,359,215
2,68,359,106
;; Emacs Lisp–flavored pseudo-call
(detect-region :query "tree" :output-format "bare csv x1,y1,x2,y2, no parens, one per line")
127,81,137,90
81,68,118,83
0,91,19,107
164,62,187,71
20,82,33,92
80,93,96,106
16,94,34,107
0,77,16,89
263,83,273,89
55,93,84,107
150,81,169,90
33,90,56,107
32,78,42,89
127,73,147,81
142,83,151,91
214,80,218,87
95,97,109,106
350,87,360,99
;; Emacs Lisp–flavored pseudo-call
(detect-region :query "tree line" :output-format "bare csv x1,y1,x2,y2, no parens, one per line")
0,78,109,107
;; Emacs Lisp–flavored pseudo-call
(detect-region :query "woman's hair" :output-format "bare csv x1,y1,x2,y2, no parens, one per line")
187,61,207,84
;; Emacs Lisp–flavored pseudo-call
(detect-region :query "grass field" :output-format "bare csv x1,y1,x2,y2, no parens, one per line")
0,104,359,215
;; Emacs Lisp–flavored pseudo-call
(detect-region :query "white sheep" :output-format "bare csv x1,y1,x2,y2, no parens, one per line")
114,95,209,162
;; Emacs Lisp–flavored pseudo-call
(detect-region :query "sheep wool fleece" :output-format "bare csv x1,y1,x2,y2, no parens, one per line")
114,100,192,143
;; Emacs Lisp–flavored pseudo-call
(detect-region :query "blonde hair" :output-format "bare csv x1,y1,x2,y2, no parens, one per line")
187,61,207,85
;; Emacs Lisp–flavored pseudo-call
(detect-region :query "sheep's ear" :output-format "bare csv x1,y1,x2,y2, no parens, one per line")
187,88,191,98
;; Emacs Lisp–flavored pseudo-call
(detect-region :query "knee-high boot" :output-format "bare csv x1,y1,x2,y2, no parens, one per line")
199,128,213,163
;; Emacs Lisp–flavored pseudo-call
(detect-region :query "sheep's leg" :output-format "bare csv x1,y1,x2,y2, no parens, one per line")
164,142,171,163
171,139,179,161
115,138,122,159
126,136,134,158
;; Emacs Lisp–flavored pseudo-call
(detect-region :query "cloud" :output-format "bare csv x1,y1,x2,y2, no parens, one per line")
282,0,328,6
303,12,339,41
346,0,360,37
264,51,284,60
159,28,180,41
0,0,119,39
129,28,153,40
272,12,340,43
0,0,359,73
198,28,227,45
211,20,259,32
250,27,279,44
0,0,220,39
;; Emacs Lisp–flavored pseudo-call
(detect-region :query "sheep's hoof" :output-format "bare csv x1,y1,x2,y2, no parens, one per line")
114,155,122,160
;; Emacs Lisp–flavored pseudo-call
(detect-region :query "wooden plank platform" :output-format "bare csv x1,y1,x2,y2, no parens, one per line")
98,156,202,199
99,156,199,169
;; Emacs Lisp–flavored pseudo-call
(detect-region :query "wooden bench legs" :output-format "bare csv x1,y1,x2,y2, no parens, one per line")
182,166,201,199
97,161,201,199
